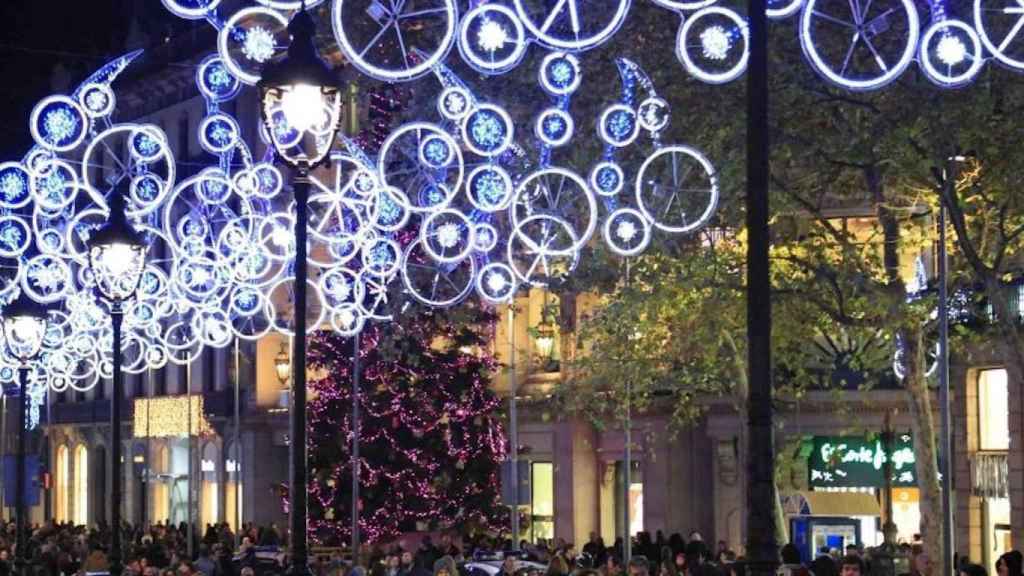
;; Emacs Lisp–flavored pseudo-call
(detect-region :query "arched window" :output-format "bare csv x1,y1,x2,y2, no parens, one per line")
73,445,88,525
55,445,69,522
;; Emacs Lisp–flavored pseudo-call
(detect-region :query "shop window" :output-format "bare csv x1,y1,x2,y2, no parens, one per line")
530,462,554,542
979,369,1010,451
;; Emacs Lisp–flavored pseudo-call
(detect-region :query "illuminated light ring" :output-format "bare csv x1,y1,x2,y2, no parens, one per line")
81,124,176,217
329,305,366,336
30,96,89,153
23,149,50,176
119,333,151,375
21,254,72,304
975,0,1024,70
67,356,100,392
331,0,458,82
767,0,804,19
31,158,80,212
36,228,65,255
356,269,395,321
127,299,160,329
172,253,230,303
361,237,403,278
512,167,598,255
62,208,106,264
506,214,581,286
229,286,267,318
229,289,276,342
635,145,719,234
130,173,167,206
160,0,222,19
513,0,631,51
0,215,31,258
800,0,920,91
603,207,652,256
218,7,289,86
420,208,477,264
919,19,984,87
194,168,236,204
648,0,716,12
306,191,369,253
319,266,365,311
458,3,529,74
163,321,205,366
378,122,464,211
266,277,327,336
0,162,34,209
598,104,640,147
438,87,474,121
535,108,575,147
476,262,518,304
589,161,625,197
893,338,939,379
251,163,284,199
675,7,750,84
460,104,515,157
78,83,116,118
466,164,514,211
374,187,412,232
193,309,234,349
474,223,499,252
538,52,582,95
199,113,242,154
197,55,242,103
637,97,671,133
145,344,170,370
259,213,297,262
419,134,456,168
218,218,281,286
400,240,477,307
255,0,326,9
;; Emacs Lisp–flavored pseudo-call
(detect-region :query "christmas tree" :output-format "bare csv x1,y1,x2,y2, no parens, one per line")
305,307,508,544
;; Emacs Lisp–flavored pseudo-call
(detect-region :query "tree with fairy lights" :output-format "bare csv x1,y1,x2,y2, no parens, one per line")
304,306,508,545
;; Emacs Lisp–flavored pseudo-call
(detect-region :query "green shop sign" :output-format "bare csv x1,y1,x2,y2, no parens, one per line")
808,435,916,488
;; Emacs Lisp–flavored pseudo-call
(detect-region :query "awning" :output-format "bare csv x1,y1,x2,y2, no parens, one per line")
781,491,881,517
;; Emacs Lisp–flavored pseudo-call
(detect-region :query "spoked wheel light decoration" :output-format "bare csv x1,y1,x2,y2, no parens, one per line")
86,186,149,576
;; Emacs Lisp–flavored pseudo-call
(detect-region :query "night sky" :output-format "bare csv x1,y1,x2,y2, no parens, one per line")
0,1,186,158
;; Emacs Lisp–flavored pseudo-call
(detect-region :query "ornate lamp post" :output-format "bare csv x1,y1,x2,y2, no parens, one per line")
1,291,48,576
87,188,148,576
257,4,343,574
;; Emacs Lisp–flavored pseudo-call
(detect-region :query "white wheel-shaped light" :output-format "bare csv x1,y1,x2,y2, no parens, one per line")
218,7,289,86
603,208,652,256
458,3,529,74
800,0,920,90
476,262,518,304
513,0,631,51
635,145,719,234
975,0,1024,70
919,19,984,87
676,7,750,84
332,0,457,81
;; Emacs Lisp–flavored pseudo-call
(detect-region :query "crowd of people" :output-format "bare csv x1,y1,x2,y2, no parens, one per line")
0,521,1018,576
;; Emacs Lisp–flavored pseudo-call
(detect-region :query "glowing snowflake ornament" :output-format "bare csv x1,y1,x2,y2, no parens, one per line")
936,34,967,66
478,19,509,52
243,27,277,63
700,25,732,60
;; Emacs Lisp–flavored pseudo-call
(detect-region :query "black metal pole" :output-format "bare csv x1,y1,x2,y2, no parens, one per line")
14,367,27,576
290,171,310,576
351,332,360,566
110,308,124,576
939,161,954,576
745,0,778,567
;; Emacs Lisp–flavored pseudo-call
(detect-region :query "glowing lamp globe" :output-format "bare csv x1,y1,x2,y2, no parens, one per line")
1,291,48,364
535,321,555,359
87,189,148,303
257,4,343,170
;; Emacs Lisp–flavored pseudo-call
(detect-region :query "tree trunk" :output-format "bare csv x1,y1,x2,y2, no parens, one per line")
901,325,944,564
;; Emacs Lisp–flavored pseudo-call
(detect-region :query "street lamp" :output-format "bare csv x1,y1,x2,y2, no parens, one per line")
256,5,343,574
87,187,148,576
275,342,291,386
1,291,47,576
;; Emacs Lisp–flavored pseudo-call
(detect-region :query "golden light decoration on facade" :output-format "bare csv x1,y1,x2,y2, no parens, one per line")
133,396,213,438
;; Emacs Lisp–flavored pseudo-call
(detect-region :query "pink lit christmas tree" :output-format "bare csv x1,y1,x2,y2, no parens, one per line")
305,307,508,544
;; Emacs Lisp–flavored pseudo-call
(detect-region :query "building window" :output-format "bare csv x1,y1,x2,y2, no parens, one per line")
979,369,1009,451
55,445,69,522
74,445,88,525
530,462,554,542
